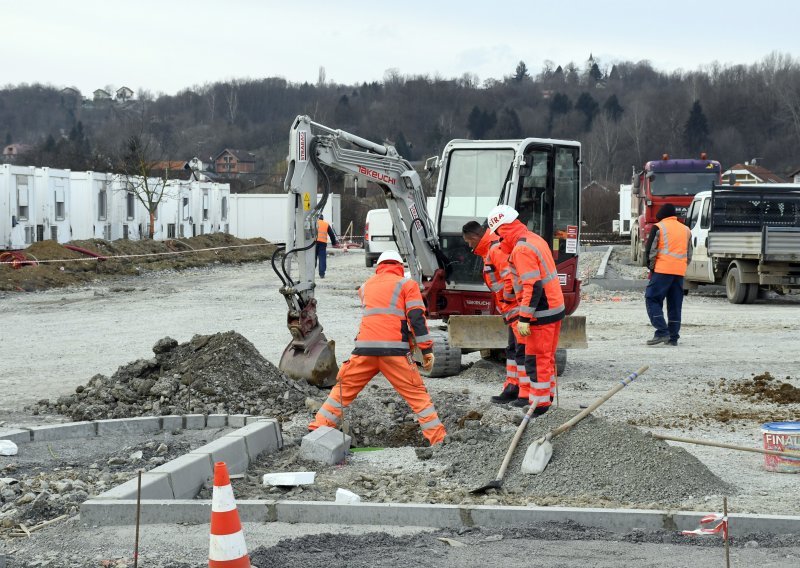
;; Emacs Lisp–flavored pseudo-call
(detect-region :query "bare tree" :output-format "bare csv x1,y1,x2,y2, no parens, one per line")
225,82,238,124
117,130,172,239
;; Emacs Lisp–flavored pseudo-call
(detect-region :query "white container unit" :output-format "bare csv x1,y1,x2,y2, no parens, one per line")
228,193,339,243
1,165,37,249
33,168,72,244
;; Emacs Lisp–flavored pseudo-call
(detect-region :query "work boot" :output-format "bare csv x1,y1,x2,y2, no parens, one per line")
510,398,529,408
532,405,550,417
667,339,678,346
490,384,519,404
646,335,670,346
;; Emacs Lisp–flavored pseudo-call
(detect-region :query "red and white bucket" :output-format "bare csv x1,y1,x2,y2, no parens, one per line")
762,422,800,473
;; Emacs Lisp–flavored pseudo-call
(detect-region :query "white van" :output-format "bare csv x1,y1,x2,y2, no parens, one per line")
364,208,398,266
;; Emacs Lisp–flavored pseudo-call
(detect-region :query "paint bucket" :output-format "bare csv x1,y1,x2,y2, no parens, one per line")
762,422,800,473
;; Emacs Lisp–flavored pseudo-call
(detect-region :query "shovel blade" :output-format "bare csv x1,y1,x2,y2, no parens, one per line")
470,479,503,494
521,440,553,474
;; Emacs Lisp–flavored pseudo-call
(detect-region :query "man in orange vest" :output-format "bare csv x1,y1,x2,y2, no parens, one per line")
644,203,693,346
316,214,338,278
487,205,564,414
462,220,529,404
308,250,446,445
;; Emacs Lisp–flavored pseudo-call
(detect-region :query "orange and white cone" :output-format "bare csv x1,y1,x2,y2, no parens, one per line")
209,461,250,568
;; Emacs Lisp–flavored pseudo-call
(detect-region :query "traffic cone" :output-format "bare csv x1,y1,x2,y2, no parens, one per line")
209,462,250,568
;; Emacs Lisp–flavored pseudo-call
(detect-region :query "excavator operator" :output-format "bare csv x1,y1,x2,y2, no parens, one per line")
461,220,528,405
308,250,447,445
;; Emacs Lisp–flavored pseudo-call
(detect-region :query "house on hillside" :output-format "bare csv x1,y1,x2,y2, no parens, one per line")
722,162,788,184
93,89,112,101
60,87,81,99
116,86,134,101
214,149,256,174
2,143,31,162
788,167,800,184
148,161,194,181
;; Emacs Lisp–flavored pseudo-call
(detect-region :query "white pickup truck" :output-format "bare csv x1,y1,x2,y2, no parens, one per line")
684,185,800,303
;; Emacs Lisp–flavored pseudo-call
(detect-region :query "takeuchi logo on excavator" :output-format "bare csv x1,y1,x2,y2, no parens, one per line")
358,165,396,185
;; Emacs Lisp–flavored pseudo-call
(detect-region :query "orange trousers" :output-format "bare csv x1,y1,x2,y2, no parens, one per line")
507,321,530,398
309,354,447,445
523,321,561,409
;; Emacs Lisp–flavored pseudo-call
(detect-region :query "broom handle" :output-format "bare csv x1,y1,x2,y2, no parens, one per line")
653,433,799,458
548,366,649,439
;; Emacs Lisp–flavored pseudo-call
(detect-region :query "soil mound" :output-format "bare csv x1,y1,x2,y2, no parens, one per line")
727,372,800,405
34,332,320,420
1,233,275,292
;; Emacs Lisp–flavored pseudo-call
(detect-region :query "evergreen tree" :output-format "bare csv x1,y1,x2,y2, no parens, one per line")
575,92,599,130
493,108,522,139
549,93,572,115
603,95,624,121
514,61,530,82
589,63,603,83
395,131,413,160
684,100,710,153
467,106,497,139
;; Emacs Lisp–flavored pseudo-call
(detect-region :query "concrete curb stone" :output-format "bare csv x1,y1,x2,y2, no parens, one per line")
207,414,228,428
0,428,32,444
96,416,161,435
99,472,174,500
151,453,213,499
222,420,282,461
228,414,250,427
184,414,206,430
189,436,248,475
29,421,96,442
161,415,183,431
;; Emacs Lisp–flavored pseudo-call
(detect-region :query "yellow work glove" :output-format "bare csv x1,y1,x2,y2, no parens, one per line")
422,353,435,372
517,321,531,336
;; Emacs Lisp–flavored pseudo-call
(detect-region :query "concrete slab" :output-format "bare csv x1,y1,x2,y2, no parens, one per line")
300,426,351,465
151,453,213,499
0,428,31,444
96,417,161,435
161,415,183,431
189,437,249,475
207,414,228,428
80,499,270,526
223,421,282,461
184,414,206,430
228,414,250,428
99,472,174,500
29,421,96,442
245,416,263,425
595,245,613,278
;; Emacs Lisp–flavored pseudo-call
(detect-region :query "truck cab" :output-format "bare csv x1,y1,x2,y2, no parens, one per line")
630,155,721,266
684,191,715,283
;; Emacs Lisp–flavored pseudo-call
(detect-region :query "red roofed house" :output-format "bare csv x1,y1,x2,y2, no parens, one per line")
722,162,788,184
214,149,256,174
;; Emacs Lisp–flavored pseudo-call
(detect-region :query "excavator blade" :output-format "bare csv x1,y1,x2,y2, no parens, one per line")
448,315,588,350
279,335,339,388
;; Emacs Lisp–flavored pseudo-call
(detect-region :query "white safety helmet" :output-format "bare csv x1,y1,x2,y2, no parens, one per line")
486,205,519,233
376,250,404,265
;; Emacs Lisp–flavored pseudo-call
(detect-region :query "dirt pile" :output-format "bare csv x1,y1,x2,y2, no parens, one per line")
0,438,190,534
233,406,734,510
34,332,320,420
1,233,275,292
726,372,800,405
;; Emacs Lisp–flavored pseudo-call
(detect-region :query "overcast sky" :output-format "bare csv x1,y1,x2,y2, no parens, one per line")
6,1,800,96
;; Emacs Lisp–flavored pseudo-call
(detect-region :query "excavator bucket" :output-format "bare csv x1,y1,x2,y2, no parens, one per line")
448,315,588,350
279,335,339,388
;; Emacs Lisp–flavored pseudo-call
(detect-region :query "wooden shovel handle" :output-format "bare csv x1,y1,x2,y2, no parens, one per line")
653,433,799,459
549,366,649,439
496,404,538,480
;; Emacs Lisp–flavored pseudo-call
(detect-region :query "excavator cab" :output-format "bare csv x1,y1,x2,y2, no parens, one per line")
433,139,587,363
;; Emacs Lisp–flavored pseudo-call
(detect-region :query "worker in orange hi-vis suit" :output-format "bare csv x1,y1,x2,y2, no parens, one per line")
308,250,447,445
487,205,564,414
461,220,529,405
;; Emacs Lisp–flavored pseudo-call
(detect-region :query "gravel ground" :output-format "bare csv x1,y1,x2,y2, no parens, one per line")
1,247,799,564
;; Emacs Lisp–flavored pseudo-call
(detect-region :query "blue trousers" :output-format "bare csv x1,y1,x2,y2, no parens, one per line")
315,242,327,277
645,272,684,341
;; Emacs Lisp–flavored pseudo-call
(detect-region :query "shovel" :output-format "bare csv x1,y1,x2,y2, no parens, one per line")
470,402,540,494
522,365,649,475
652,433,800,459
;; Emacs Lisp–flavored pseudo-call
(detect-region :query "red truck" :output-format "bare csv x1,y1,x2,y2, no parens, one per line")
629,154,722,266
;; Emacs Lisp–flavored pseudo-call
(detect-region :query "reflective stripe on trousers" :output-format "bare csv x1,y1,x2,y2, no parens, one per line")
524,321,561,408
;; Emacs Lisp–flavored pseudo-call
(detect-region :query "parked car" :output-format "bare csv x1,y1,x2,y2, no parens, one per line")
364,208,398,266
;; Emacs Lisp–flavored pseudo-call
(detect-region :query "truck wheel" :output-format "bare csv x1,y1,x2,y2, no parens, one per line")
744,283,759,304
638,241,649,267
419,331,462,378
630,233,638,263
556,348,567,376
725,266,748,304
365,254,374,267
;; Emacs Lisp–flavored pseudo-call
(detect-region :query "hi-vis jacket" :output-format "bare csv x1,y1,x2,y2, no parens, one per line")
352,262,434,356
646,216,692,276
499,220,565,326
316,219,338,245
473,231,519,321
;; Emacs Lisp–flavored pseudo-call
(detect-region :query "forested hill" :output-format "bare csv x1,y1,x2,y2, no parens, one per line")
2,53,799,187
